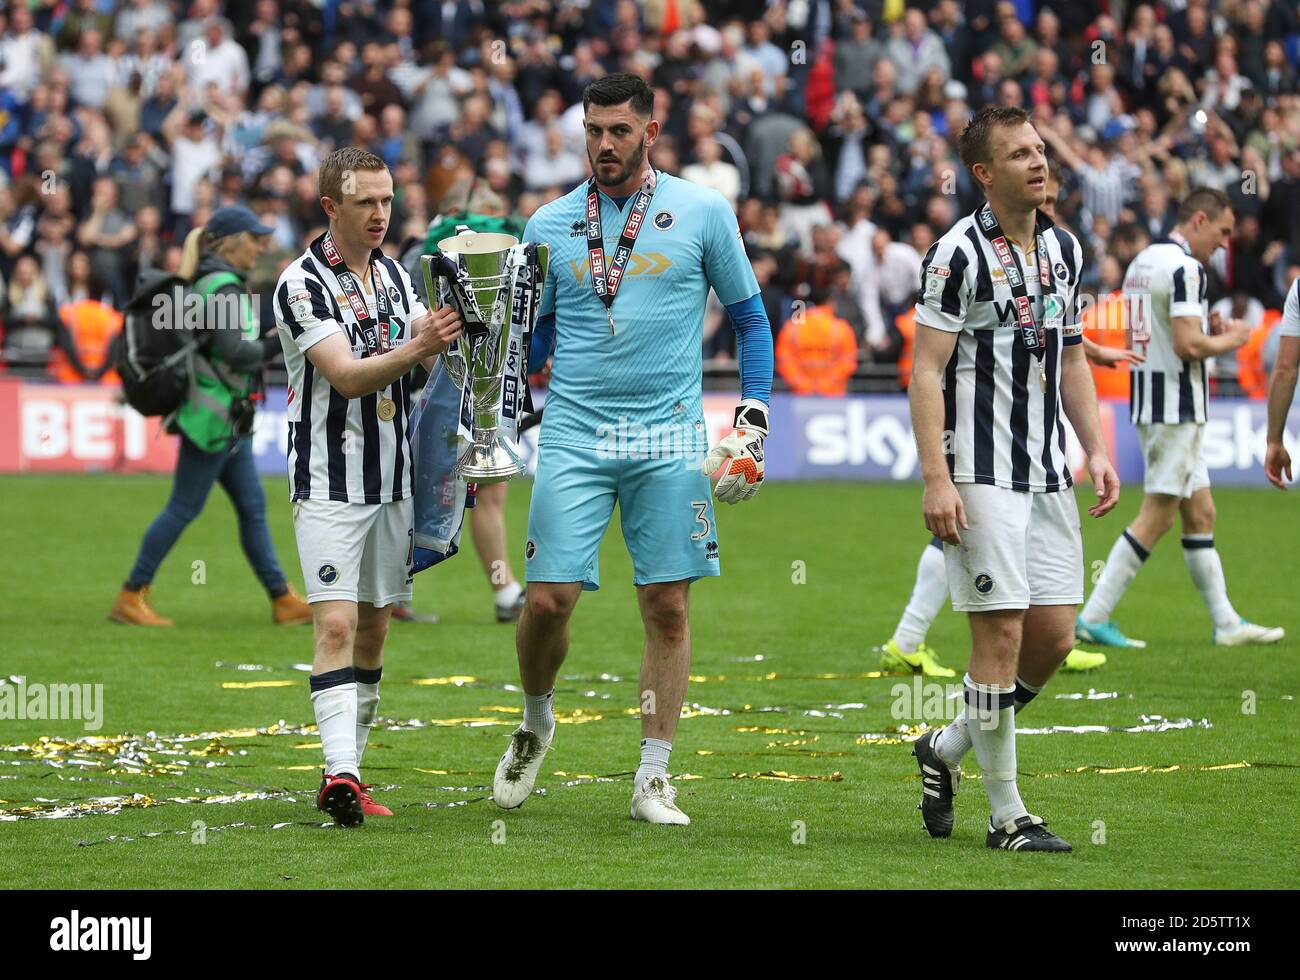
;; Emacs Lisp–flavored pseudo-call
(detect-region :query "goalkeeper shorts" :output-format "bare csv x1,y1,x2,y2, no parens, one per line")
524,443,721,591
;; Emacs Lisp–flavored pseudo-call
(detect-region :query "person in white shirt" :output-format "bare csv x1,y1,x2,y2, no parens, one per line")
186,18,249,98
680,136,741,208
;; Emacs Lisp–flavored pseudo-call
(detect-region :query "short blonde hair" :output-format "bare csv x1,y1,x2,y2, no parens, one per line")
318,146,389,203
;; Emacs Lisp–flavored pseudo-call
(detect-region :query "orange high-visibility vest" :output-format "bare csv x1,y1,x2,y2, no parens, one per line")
1237,307,1282,401
1083,290,1130,401
52,299,122,384
777,304,859,396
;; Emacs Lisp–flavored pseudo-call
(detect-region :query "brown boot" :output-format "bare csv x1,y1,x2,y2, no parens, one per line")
271,585,313,625
108,585,174,626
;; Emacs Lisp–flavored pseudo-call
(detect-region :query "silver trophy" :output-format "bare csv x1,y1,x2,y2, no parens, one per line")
421,227,549,483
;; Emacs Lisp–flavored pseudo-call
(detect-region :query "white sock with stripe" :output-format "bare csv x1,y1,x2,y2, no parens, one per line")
310,668,359,781
1181,535,1239,629
355,667,382,770
964,675,1028,828
892,539,948,653
934,671,1043,768
1081,529,1149,624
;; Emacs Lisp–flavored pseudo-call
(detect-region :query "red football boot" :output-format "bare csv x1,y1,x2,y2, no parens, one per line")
317,773,365,827
359,783,393,817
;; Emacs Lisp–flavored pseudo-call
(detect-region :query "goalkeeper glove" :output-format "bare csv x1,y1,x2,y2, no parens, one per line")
701,399,768,504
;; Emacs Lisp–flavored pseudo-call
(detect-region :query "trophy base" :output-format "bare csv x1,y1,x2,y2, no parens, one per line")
453,435,526,483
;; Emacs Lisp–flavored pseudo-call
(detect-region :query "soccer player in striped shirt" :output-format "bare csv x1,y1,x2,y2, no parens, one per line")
877,165,1118,679
908,106,1120,852
274,148,463,826
1077,188,1284,648
1265,276,1300,489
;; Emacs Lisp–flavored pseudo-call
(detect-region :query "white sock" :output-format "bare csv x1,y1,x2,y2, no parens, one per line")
963,674,1027,828
495,580,523,608
311,680,359,780
934,713,971,767
1013,675,1043,714
635,737,672,788
523,689,554,739
1182,535,1239,629
1081,529,1149,624
355,668,382,770
893,539,948,652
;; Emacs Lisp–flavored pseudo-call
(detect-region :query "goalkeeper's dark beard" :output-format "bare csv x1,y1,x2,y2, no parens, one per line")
591,141,647,187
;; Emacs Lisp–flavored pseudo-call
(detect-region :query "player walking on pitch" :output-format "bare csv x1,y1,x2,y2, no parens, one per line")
1265,276,1300,490
490,74,774,825
274,148,463,826
1077,188,1284,648
908,106,1120,852
877,165,1124,679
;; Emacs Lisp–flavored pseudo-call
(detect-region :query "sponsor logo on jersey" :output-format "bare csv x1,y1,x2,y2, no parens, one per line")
705,539,719,560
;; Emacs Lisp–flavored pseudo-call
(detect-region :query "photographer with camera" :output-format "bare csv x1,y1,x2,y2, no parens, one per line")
109,205,312,627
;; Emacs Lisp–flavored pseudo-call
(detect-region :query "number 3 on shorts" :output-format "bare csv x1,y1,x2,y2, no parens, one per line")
691,500,711,541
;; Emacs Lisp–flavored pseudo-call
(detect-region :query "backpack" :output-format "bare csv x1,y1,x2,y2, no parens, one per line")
116,270,242,417
116,271,196,417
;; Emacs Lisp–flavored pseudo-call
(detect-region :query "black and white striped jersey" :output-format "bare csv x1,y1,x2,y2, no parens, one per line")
913,207,1084,493
274,236,428,503
1123,235,1209,425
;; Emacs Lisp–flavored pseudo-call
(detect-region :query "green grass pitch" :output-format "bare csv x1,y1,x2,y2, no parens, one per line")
1,474,1296,888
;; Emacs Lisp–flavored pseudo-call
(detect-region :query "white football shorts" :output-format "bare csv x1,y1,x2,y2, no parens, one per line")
292,497,414,607
944,483,1084,612
1136,422,1210,498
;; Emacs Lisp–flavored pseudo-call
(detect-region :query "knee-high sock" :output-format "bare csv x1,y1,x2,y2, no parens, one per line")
964,674,1027,827
310,667,358,780
355,666,382,770
935,674,1041,767
1081,529,1149,624
893,538,948,652
1182,535,1239,629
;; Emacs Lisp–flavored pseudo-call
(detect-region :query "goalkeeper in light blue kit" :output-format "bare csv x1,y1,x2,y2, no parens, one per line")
491,74,774,825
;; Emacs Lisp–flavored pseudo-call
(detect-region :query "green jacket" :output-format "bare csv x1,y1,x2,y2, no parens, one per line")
171,255,277,453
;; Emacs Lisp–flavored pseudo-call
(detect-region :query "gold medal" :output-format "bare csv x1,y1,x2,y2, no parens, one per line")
377,397,396,421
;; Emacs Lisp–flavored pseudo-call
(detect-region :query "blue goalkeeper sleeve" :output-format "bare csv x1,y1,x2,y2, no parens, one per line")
529,312,556,373
726,293,774,405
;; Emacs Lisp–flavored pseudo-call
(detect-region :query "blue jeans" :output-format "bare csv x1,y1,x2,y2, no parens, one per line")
126,435,287,595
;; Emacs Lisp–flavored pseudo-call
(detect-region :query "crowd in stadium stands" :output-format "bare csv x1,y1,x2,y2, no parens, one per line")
1,0,1299,396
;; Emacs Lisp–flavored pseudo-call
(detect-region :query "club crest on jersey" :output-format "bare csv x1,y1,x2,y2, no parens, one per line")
653,210,675,230
318,564,339,585
525,540,536,561
974,573,994,595
1054,262,1069,282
